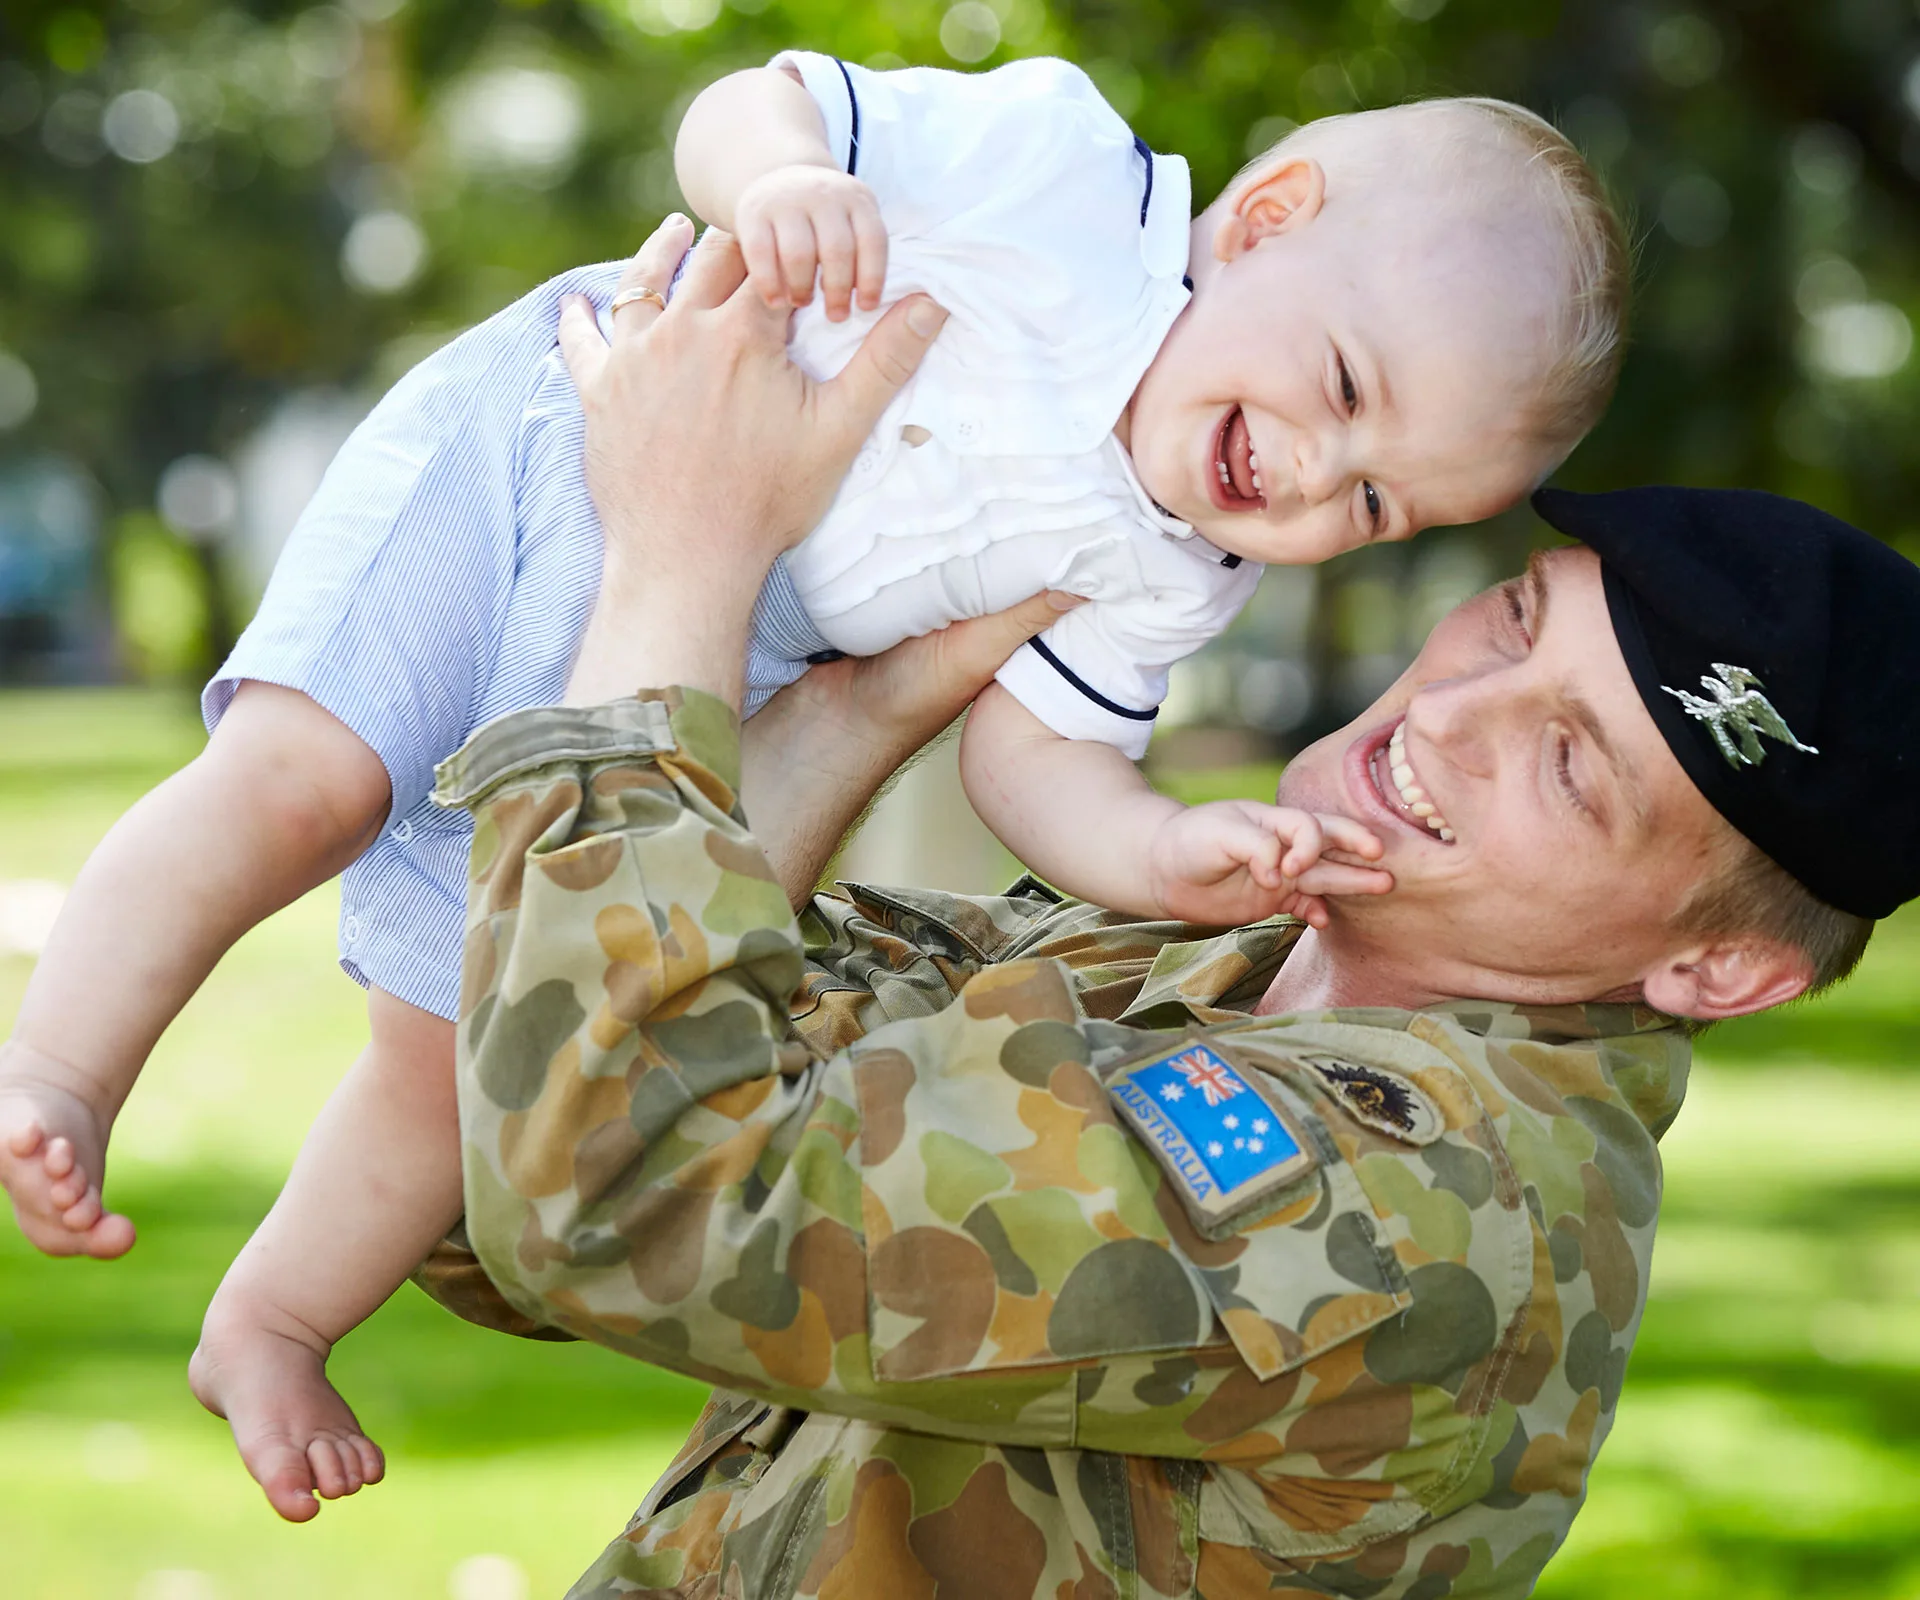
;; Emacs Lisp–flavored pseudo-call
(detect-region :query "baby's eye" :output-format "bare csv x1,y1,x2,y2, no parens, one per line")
1337,356,1358,415
1362,481,1382,532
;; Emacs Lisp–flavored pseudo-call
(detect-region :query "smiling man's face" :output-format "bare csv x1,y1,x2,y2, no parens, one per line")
1276,546,1739,1005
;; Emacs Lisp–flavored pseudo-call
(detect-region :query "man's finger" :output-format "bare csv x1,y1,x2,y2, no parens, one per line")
821,294,949,449
556,296,609,395
607,213,694,338
676,227,749,310
930,590,1082,683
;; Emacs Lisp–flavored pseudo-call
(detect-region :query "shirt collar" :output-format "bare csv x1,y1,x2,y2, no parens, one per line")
1117,917,1304,1022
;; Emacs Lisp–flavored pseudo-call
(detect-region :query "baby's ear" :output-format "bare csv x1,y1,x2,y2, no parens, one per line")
1213,156,1326,261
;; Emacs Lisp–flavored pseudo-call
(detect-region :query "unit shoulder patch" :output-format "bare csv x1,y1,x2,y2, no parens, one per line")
1302,1057,1443,1145
1107,1038,1316,1235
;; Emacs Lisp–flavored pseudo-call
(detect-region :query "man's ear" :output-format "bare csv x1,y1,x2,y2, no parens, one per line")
1640,937,1814,1022
1213,156,1327,262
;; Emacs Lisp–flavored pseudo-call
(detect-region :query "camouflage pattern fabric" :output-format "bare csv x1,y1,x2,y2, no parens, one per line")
428,690,1691,1599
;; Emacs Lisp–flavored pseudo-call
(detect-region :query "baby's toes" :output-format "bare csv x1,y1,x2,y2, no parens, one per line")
308,1434,363,1498
42,1136,75,1182
3,1116,44,1159
59,1187,102,1232
349,1433,386,1486
81,1210,136,1260
245,1437,320,1523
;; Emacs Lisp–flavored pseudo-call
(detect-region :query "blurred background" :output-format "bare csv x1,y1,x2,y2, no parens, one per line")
1,0,1918,1595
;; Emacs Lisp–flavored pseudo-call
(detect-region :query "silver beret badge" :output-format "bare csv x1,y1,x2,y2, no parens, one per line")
1663,663,1819,768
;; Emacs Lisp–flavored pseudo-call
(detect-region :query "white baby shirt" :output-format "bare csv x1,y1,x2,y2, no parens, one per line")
775,51,1263,757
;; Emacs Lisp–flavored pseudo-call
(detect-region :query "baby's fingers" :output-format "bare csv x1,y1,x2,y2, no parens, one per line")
739,220,787,309
770,210,818,306
1314,814,1384,860
853,203,888,310
1293,861,1395,899
1276,812,1324,879
814,207,857,321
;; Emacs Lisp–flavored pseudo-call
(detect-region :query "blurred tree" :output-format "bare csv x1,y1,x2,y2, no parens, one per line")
0,0,1916,690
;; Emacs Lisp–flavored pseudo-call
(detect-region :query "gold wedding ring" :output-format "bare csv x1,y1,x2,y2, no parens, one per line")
610,285,668,316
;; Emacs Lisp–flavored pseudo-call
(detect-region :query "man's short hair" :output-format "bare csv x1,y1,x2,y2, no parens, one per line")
1678,833,1874,1001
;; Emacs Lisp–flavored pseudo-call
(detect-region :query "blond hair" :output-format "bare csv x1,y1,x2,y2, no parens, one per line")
1244,98,1632,457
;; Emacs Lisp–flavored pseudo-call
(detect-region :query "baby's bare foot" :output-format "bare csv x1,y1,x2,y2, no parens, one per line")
0,1048,135,1259
190,1311,385,1522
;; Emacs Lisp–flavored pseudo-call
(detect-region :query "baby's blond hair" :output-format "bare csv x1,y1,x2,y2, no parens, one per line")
1245,98,1630,459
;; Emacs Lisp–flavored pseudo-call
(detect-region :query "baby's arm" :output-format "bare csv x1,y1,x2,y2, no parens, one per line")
961,685,1392,926
190,986,459,1522
675,65,885,318
0,682,390,1257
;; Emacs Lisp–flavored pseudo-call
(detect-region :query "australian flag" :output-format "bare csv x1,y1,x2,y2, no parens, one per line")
1116,1043,1304,1195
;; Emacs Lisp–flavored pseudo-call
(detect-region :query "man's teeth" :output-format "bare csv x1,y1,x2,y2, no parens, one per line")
1249,447,1262,493
1217,460,1231,486
1388,724,1455,841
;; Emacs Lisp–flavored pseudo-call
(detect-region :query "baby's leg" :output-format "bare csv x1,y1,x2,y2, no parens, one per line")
190,988,461,1522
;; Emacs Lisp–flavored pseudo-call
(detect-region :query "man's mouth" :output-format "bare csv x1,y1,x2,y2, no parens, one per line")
1367,721,1456,843
1208,406,1266,512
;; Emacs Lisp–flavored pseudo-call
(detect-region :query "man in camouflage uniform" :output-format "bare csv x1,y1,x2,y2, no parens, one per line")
428,684,1686,1598
414,236,1920,1597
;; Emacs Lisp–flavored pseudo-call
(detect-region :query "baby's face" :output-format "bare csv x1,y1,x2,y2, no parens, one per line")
1125,152,1567,563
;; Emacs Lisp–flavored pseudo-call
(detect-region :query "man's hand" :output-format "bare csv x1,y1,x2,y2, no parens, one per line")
735,164,887,320
743,591,1085,903
552,216,948,706
1147,801,1392,929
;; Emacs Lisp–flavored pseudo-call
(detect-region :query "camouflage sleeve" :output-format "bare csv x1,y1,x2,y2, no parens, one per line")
434,691,1665,1590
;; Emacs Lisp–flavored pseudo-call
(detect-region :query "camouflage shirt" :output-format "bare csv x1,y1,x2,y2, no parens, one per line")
428,691,1691,1599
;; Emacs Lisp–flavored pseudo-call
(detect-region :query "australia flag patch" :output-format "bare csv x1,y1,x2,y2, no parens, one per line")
1108,1038,1316,1234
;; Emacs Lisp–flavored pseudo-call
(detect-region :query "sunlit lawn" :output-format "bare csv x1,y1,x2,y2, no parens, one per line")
3,690,1919,1598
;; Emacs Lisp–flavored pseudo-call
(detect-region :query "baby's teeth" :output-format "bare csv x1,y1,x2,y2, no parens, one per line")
1403,786,1426,804
1439,827,1456,842
1425,815,1446,832
1391,762,1413,786
1411,802,1435,818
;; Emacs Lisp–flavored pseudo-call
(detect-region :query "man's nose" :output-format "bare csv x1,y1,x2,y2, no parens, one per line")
1409,673,1507,779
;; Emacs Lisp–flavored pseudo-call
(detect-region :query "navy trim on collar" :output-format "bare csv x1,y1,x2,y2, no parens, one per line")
834,57,861,176
1027,637,1158,721
1133,133,1153,227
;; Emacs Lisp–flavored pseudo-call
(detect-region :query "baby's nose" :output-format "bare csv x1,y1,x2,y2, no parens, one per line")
1293,433,1342,505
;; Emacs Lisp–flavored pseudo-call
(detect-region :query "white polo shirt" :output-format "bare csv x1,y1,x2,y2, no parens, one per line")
776,50,1262,753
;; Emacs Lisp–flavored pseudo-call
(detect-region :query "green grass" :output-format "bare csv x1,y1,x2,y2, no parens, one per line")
3,692,1919,1597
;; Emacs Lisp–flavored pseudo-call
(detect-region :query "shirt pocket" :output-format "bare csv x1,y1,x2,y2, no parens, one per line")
846,989,1417,1420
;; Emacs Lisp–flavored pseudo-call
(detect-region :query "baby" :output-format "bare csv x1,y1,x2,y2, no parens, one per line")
0,53,1626,1519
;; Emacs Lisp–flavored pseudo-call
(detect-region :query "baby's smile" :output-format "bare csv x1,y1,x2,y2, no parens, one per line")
1209,405,1267,513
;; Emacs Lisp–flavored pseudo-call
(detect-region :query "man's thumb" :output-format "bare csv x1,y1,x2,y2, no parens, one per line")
826,294,948,440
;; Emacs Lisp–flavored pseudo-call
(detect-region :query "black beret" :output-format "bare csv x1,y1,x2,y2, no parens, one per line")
1532,485,1920,921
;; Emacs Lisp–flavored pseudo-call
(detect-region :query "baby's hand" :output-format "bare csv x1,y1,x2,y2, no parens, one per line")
734,164,887,321
1147,801,1391,929
0,1042,134,1259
